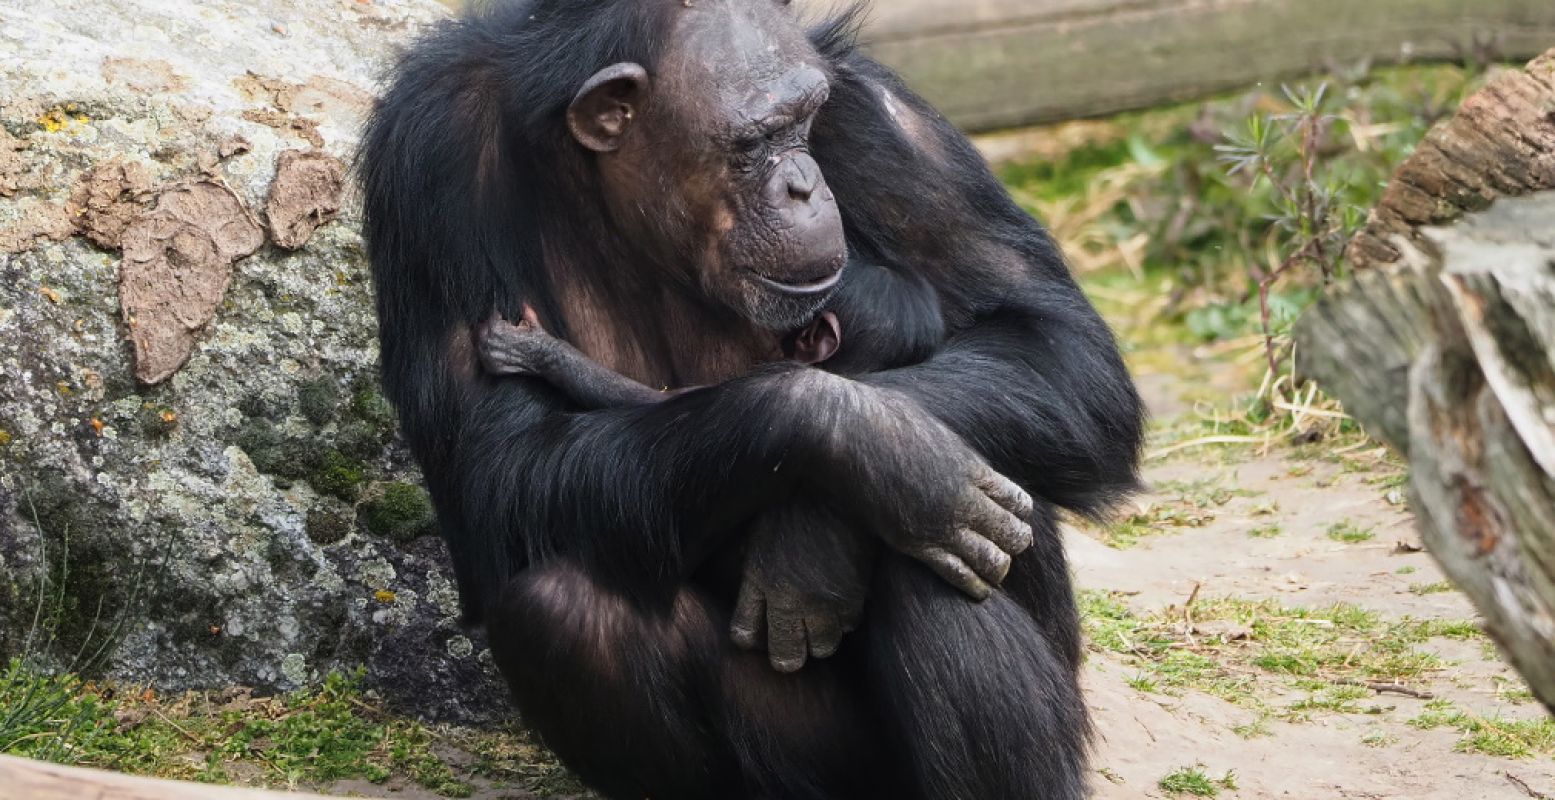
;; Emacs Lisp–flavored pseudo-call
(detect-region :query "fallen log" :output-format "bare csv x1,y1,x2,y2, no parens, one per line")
0,754,335,800
1295,48,1555,712
798,0,1555,131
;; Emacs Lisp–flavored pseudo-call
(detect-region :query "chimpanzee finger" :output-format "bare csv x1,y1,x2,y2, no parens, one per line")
977,468,1034,522
916,546,993,601
968,492,1034,556
729,581,766,651
767,606,808,673
953,526,1012,586
805,613,844,660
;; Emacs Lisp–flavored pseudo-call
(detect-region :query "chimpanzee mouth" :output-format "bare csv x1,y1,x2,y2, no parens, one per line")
752,267,844,295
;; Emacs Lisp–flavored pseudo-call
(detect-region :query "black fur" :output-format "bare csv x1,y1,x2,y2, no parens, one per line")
360,1,1144,798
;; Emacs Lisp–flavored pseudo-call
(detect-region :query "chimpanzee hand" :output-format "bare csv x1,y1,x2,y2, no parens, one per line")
729,502,878,673
805,376,1035,600
477,306,557,376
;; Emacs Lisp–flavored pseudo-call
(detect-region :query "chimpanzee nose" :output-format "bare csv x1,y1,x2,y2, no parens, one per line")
787,160,816,202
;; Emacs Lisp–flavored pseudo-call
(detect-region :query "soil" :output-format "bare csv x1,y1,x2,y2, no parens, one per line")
1079,348,1555,799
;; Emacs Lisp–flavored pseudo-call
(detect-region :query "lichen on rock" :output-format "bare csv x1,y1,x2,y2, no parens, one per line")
0,0,506,725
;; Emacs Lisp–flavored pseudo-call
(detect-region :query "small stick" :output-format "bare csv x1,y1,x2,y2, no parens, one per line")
1505,772,1551,800
151,707,203,745
1334,678,1434,700
1181,581,1203,646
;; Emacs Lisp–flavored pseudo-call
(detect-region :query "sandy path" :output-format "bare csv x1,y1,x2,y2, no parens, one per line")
1077,358,1554,799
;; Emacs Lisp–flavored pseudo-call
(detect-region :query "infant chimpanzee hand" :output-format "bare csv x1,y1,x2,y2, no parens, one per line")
477,306,561,377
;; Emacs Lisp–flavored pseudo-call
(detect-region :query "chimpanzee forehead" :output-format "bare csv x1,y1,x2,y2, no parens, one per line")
661,0,825,130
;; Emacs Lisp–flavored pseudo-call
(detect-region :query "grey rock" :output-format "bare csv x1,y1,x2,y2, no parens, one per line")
0,0,511,725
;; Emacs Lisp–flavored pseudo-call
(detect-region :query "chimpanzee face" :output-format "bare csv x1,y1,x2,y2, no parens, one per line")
567,0,847,330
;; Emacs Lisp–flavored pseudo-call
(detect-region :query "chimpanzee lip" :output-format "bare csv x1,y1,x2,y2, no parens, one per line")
752,266,844,294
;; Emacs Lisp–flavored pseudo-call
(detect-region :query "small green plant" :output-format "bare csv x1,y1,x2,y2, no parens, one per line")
1326,520,1376,543
1409,581,1454,596
1160,766,1237,797
1361,730,1398,748
1216,84,1365,390
1248,523,1283,539
1232,717,1274,739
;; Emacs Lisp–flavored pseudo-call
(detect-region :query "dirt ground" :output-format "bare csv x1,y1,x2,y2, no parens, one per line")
1075,349,1555,799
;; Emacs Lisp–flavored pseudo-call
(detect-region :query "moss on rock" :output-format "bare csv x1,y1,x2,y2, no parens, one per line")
362,482,435,543
298,377,341,425
311,450,367,502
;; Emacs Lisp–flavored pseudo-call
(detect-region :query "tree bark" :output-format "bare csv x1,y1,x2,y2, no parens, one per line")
798,0,1555,131
1295,49,1555,712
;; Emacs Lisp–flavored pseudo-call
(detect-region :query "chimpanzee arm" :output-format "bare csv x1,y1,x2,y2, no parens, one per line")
477,314,668,408
455,365,1033,613
809,33,1146,515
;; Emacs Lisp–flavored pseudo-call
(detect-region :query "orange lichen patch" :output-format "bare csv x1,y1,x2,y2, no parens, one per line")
160,410,178,424
37,105,90,134
39,286,61,304
118,180,265,384
265,149,346,249
89,417,105,435
374,590,397,604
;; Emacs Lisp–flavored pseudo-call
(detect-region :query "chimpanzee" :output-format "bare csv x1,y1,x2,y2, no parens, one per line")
359,1,1144,798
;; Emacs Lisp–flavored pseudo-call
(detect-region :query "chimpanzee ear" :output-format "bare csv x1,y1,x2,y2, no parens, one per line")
568,63,651,153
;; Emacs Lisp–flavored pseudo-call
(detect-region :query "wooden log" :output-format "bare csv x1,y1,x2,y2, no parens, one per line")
796,0,1555,131
1294,49,1555,711
0,754,336,800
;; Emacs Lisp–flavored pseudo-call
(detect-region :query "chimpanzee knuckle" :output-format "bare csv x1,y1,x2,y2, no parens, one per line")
768,615,809,673
988,549,1012,585
807,619,842,659
1012,520,1035,553
730,584,766,649
923,548,992,601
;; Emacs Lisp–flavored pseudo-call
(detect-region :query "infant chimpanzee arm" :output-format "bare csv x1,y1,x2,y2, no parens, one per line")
478,308,667,408
479,307,845,409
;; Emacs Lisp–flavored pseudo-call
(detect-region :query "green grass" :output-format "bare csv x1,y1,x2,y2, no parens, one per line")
1361,730,1398,748
1021,64,1486,461
1079,591,1484,718
1248,523,1283,539
1159,766,1237,797
1409,581,1454,596
1326,520,1376,543
0,662,592,797
1409,701,1555,759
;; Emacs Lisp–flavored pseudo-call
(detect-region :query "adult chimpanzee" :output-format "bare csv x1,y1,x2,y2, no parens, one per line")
359,0,1144,798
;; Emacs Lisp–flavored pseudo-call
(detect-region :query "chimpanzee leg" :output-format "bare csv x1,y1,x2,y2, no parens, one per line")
1002,502,1085,675
862,546,1090,800
486,560,891,800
